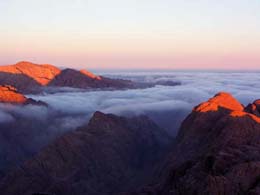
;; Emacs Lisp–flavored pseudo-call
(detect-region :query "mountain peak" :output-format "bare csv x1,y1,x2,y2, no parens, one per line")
131,93,260,195
194,92,244,113
0,61,61,85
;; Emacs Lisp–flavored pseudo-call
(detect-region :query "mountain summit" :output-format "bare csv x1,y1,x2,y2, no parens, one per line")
130,92,260,195
0,61,61,85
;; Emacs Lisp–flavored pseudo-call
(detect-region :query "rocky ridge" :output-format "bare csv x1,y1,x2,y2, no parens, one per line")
130,92,260,195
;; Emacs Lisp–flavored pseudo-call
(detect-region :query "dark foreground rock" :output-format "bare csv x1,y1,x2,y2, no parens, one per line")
0,112,171,195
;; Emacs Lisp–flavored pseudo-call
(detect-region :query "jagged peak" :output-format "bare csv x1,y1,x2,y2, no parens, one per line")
194,92,244,113
192,92,260,123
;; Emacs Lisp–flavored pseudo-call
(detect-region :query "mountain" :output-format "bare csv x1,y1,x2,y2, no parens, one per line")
129,92,260,195
0,61,60,86
0,111,171,195
0,85,46,106
49,68,135,89
0,61,144,93
2,91,257,195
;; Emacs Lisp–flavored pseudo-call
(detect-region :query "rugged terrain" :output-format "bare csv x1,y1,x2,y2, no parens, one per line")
0,92,259,195
0,61,149,94
0,112,171,195
129,92,260,195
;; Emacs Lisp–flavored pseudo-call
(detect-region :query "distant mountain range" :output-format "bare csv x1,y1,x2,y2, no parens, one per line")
0,61,158,94
0,92,259,195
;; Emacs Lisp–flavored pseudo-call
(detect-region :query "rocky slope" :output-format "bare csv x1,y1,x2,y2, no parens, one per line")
0,85,46,106
0,112,171,195
1,92,257,195
0,61,61,85
0,61,144,93
129,92,260,195
49,68,135,89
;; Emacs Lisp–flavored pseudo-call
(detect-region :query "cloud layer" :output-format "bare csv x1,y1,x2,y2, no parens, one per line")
1,71,260,134
0,71,259,173
25,71,260,135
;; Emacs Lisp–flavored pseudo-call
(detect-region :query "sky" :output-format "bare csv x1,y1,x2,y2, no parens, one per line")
0,0,260,70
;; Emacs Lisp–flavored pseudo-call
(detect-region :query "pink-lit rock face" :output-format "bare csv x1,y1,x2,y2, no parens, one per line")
0,61,61,85
0,85,27,104
0,85,47,106
194,92,244,113
194,92,260,123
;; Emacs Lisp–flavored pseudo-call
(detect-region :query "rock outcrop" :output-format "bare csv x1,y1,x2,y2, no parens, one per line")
0,85,27,104
0,85,47,106
0,112,170,195
128,92,260,195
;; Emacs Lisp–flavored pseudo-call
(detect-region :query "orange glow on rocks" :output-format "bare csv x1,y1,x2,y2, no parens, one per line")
194,92,244,113
230,111,260,123
194,92,260,123
0,85,27,104
0,61,61,85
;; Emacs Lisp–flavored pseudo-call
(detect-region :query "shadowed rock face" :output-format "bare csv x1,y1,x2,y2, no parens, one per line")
49,68,135,89
245,99,260,117
0,112,171,195
128,92,260,195
0,72,41,94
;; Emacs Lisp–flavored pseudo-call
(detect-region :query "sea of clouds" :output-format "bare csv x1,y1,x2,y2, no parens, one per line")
1,71,260,136
0,70,259,172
